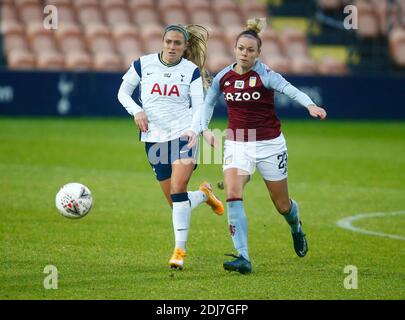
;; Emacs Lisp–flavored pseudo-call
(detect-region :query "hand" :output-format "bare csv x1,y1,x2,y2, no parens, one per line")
182,130,198,148
308,104,327,120
134,111,148,132
202,130,219,149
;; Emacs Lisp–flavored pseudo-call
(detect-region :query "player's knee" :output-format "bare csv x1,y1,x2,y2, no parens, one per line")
226,185,243,200
170,181,188,194
275,199,291,215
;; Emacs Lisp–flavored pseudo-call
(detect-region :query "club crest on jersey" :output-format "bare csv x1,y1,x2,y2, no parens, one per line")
225,81,231,86
249,77,257,87
234,80,244,89
150,83,180,97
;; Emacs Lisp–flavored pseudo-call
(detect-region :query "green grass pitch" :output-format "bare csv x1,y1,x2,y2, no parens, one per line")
0,118,404,300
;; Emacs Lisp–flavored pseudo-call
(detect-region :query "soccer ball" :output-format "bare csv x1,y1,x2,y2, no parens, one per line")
55,183,93,219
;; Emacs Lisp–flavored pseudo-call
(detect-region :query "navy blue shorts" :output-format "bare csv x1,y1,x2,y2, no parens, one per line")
145,137,198,181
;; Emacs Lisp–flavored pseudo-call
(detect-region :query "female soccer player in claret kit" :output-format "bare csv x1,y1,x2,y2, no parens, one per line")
118,24,224,270
201,18,327,274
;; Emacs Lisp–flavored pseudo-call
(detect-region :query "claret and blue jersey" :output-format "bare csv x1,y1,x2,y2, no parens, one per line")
204,60,291,141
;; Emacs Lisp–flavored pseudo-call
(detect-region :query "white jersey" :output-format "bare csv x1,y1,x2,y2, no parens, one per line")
120,53,204,142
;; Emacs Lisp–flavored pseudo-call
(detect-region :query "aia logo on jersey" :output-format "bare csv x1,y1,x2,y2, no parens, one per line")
224,91,261,101
150,83,180,97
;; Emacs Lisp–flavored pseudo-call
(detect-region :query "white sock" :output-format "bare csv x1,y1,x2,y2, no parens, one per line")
172,200,191,251
187,190,207,210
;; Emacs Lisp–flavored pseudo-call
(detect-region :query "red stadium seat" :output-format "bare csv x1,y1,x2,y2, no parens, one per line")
128,0,155,10
279,28,309,58
121,51,144,69
93,52,122,71
4,32,30,55
26,21,58,54
85,24,116,54
76,4,105,26
206,53,233,73
189,10,215,27
212,0,239,12
36,50,65,70
290,56,318,75
55,23,88,54
65,51,93,70
216,11,243,28
240,0,269,21
262,55,291,74
7,49,36,69
184,0,210,12
113,24,144,57
158,0,184,11
18,3,43,24
140,24,163,53
131,7,161,26
318,56,349,75
0,3,18,24
355,0,380,38
104,6,131,26
161,8,188,26
389,27,405,67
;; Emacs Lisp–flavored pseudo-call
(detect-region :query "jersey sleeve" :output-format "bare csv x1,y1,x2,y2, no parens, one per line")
201,71,222,131
259,66,290,93
189,68,204,134
118,59,143,116
122,59,142,86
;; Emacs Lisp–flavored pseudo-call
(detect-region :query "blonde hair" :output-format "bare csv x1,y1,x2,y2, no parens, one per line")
245,17,267,34
236,17,268,49
184,24,211,89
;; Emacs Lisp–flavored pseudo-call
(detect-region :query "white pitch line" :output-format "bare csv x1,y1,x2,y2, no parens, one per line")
336,211,405,241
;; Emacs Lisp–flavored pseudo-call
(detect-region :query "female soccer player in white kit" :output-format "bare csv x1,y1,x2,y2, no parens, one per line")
117,24,224,270
202,19,327,274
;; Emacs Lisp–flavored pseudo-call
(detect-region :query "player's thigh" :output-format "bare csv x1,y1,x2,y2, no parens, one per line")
158,178,173,207
170,159,196,193
224,168,250,199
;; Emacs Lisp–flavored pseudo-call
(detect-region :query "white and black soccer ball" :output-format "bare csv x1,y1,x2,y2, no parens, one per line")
55,183,93,219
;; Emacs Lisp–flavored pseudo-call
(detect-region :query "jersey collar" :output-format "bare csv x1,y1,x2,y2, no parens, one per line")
158,52,183,67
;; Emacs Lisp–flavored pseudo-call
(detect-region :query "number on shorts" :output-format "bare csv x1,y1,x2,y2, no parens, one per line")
277,152,288,174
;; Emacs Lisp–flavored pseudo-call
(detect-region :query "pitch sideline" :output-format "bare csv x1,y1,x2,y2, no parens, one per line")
336,211,405,241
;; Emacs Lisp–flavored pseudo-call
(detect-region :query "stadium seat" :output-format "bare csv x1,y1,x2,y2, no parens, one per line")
161,8,188,26
189,10,215,27
158,0,184,11
389,27,405,67
290,56,318,75
184,0,210,12
84,24,116,54
140,24,163,42
26,21,58,54
100,0,130,25
128,0,155,10
93,52,122,71
279,28,309,58
240,0,269,21
45,0,72,5
372,0,401,35
224,26,243,51
1,3,18,25
73,0,99,7
4,32,30,55
212,0,239,12
206,53,232,73
55,23,88,54
216,11,243,28
131,7,161,26
36,50,65,70
76,4,105,26
355,0,380,38
262,55,291,74
65,51,93,70
113,24,144,57
18,3,43,24
14,0,42,6
7,49,36,69
318,56,349,75
121,51,144,69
